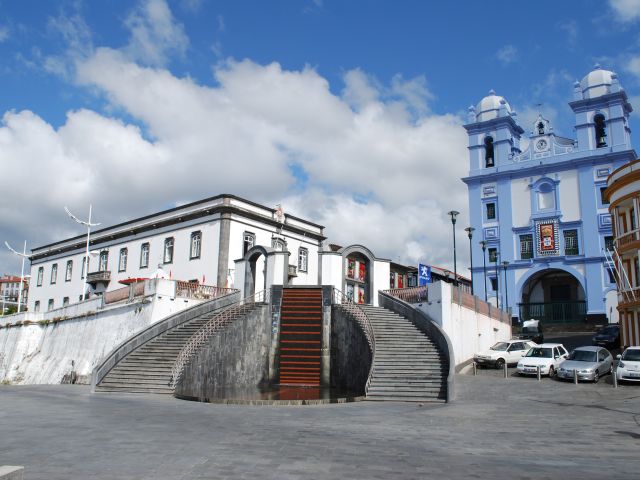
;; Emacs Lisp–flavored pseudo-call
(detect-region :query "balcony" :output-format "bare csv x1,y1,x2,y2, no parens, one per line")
86,270,111,285
616,229,640,251
518,301,586,324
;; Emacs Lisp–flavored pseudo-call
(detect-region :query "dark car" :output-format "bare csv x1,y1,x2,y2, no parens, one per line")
592,324,620,350
515,319,544,344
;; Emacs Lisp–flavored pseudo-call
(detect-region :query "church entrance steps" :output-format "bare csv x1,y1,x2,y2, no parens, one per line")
358,304,448,403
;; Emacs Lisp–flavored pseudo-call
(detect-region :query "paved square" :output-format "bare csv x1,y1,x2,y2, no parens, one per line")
1,373,638,479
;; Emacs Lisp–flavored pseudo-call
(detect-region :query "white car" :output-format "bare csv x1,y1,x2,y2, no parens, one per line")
517,343,569,377
616,346,640,383
474,340,537,369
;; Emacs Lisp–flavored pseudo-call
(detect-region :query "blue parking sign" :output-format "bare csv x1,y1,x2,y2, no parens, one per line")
419,264,431,285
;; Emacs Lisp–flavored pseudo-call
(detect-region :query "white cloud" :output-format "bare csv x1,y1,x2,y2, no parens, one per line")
0,25,9,42
625,55,640,79
558,20,578,47
42,11,94,79
609,0,640,22
1,48,470,276
496,45,518,65
124,0,189,66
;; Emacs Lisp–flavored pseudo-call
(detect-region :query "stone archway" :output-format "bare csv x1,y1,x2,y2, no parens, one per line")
518,267,586,324
241,246,272,297
340,245,376,304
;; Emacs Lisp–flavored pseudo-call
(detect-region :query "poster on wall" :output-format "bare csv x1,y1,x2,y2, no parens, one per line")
346,283,355,302
358,287,365,304
359,262,366,282
419,264,431,286
536,220,559,255
398,275,404,288
347,259,355,279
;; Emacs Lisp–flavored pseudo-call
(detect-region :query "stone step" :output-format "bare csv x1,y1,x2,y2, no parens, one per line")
95,386,174,394
365,396,446,403
102,377,170,385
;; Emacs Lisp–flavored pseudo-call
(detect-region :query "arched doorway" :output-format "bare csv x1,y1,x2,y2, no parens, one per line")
340,245,375,304
518,268,586,324
242,246,271,297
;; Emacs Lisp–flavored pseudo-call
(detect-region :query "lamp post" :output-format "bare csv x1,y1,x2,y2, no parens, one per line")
5,241,29,313
494,249,499,310
447,211,459,287
479,240,487,302
464,227,475,296
65,205,101,302
502,261,509,314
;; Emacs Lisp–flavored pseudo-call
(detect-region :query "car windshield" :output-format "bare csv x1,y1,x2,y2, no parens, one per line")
490,342,509,351
622,349,640,361
526,347,552,358
568,350,597,362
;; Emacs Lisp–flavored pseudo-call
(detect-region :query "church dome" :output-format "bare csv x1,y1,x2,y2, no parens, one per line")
580,64,616,99
475,90,512,121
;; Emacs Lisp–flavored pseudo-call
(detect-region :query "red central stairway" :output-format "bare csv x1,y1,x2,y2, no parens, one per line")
278,288,323,386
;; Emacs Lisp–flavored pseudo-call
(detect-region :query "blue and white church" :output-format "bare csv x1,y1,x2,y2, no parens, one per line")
462,65,636,325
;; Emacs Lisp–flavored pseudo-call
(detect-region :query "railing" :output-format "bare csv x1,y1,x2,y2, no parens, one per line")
87,271,111,283
169,289,270,389
382,286,428,304
616,229,640,249
518,301,586,324
175,281,236,300
331,288,375,394
451,287,510,323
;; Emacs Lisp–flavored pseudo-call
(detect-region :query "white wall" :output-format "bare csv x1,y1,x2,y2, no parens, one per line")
511,177,532,228
0,279,204,384
372,260,390,307
558,170,580,221
418,281,511,367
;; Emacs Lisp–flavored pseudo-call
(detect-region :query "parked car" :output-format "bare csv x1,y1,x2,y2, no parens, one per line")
616,346,640,383
474,340,537,369
516,343,569,377
592,324,620,350
514,319,544,344
557,346,613,383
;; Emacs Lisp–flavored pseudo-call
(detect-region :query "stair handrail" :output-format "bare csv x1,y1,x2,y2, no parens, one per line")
331,288,376,393
169,289,270,389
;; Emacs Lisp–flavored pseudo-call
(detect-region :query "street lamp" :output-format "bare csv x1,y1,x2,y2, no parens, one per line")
493,249,500,310
5,241,30,313
65,205,101,302
502,261,510,315
479,240,487,302
464,227,475,296
447,211,459,287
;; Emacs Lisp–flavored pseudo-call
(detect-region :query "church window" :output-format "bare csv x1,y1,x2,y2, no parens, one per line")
243,232,255,255
537,182,555,210
37,267,43,286
594,113,607,148
490,277,498,291
488,247,498,263
163,238,174,264
606,267,616,284
484,136,494,167
564,230,579,256
486,202,496,220
520,234,533,260
537,122,545,135
604,235,614,252
65,260,73,281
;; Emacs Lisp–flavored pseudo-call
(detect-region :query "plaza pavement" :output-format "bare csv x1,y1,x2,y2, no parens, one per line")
1,372,639,480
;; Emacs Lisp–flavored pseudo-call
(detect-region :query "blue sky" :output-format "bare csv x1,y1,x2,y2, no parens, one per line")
1,0,640,277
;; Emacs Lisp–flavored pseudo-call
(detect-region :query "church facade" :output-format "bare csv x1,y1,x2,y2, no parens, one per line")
462,66,636,325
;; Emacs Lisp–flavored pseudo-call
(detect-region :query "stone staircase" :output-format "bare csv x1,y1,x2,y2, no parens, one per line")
359,305,448,403
95,303,259,394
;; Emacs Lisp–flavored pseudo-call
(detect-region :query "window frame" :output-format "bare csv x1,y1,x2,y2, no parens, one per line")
243,232,256,256
65,260,73,282
140,243,150,269
37,266,44,286
519,234,533,260
163,237,174,264
50,263,58,284
190,231,202,260
563,229,579,256
118,248,128,272
99,251,109,272
486,202,497,221
298,247,309,273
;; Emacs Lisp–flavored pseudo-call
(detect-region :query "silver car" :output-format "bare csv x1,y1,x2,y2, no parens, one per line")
557,346,613,383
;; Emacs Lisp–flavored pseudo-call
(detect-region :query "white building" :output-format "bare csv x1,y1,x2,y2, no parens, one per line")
28,194,392,311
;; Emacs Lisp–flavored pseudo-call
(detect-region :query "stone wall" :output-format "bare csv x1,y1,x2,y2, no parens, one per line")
174,306,272,400
329,306,371,395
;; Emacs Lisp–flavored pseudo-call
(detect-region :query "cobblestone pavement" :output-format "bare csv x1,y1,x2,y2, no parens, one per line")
1,374,639,480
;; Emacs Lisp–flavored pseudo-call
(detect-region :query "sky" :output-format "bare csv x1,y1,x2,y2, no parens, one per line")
1,0,640,279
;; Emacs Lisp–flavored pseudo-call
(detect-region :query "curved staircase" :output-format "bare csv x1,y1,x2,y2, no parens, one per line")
360,305,448,403
95,303,259,394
